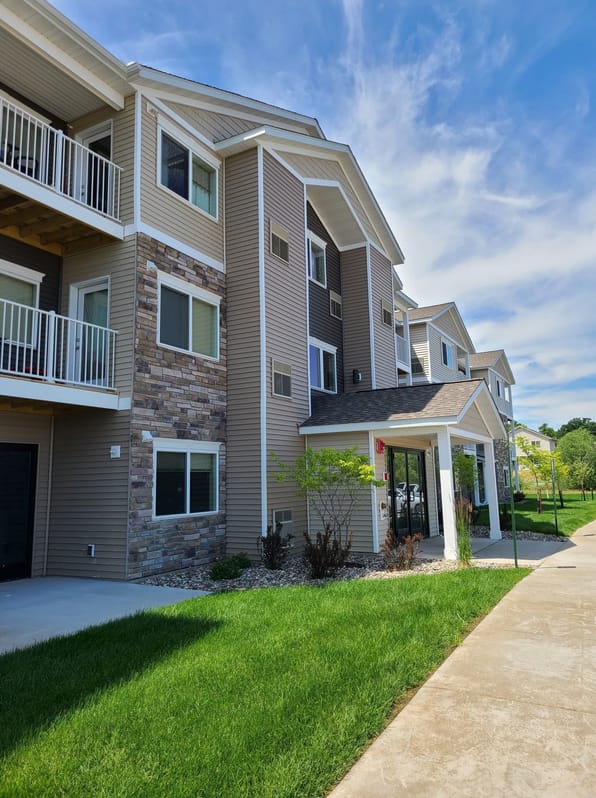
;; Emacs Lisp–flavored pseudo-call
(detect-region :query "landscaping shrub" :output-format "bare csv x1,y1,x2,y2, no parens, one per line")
257,523,292,570
513,491,526,503
209,553,251,580
303,524,351,578
382,528,422,570
499,504,511,530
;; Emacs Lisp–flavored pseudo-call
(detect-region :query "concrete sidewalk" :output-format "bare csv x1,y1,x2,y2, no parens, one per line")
419,533,573,567
330,522,596,797
0,577,207,654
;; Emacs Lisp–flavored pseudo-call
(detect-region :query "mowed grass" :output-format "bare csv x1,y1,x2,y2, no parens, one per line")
476,491,596,536
0,569,527,798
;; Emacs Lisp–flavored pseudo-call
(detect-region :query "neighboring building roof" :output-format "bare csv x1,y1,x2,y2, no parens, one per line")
516,426,557,443
406,301,476,354
470,349,515,385
301,380,485,428
407,302,454,321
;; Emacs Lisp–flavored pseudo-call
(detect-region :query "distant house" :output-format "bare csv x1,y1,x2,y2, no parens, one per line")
516,427,557,455
0,0,518,582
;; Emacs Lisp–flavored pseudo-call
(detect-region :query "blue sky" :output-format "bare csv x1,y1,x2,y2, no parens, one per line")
52,0,596,430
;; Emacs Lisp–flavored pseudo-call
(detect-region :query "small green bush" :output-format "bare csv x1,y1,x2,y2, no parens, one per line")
303,525,351,579
209,553,251,580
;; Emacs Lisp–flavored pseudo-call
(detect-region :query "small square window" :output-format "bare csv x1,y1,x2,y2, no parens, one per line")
270,222,289,262
329,290,342,320
308,232,327,287
272,508,293,533
381,300,393,326
272,360,292,398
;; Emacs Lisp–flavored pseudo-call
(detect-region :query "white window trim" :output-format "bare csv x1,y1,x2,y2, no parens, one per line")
270,220,290,263
503,465,510,488
329,289,342,320
441,338,454,369
157,269,220,361
152,438,220,519
0,259,44,349
381,299,393,326
307,230,327,288
77,121,114,158
157,124,219,222
309,336,337,394
272,508,293,530
271,359,292,398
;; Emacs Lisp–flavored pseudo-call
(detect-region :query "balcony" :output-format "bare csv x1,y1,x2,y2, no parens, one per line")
0,296,124,410
395,332,410,368
0,96,123,250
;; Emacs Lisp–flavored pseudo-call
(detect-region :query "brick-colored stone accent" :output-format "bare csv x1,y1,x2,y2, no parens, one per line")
128,234,226,577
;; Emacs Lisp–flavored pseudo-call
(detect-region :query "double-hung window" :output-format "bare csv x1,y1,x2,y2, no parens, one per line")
154,439,219,517
381,300,393,326
158,271,219,360
0,260,43,346
160,131,217,218
329,290,342,320
307,231,327,287
309,337,337,393
270,221,289,263
441,339,454,369
272,359,292,398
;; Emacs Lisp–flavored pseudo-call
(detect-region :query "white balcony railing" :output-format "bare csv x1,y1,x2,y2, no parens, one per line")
0,297,117,391
395,333,409,366
0,97,121,220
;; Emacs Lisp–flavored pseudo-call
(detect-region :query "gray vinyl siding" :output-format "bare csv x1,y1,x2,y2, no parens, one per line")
370,245,397,389
61,236,136,396
47,409,130,579
278,152,380,247
139,99,224,265
69,94,136,225
0,411,52,577
263,152,309,537
409,323,430,380
0,234,61,312
428,324,463,382
305,432,374,552
341,247,372,391
225,148,262,555
307,203,344,393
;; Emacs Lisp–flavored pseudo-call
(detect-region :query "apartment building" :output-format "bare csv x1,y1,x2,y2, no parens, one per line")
0,0,510,581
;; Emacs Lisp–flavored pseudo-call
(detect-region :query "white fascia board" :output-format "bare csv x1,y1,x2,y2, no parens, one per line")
299,418,460,436
0,168,124,238
262,147,305,183
0,376,129,410
304,178,369,243
1,6,125,110
456,382,506,438
144,93,216,154
395,287,419,310
128,65,324,137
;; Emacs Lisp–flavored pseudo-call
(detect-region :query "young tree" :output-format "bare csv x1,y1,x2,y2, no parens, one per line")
516,436,551,512
557,429,596,499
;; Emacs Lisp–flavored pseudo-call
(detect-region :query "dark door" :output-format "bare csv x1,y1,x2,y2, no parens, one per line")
388,447,429,539
86,134,111,213
0,443,37,581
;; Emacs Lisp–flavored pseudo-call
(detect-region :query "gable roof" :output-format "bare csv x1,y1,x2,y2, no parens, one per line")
407,302,475,354
469,349,515,384
407,302,453,322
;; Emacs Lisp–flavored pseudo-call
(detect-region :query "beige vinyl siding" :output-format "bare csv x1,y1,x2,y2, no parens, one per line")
426,448,440,536
0,411,52,577
341,247,372,391
434,309,464,345
305,432,374,551
69,95,136,225
278,152,381,247
370,245,397,389
459,405,490,437
409,323,430,380
225,148,262,555
139,99,224,265
164,103,259,143
47,409,130,579
428,324,463,382
263,151,309,537
61,236,137,396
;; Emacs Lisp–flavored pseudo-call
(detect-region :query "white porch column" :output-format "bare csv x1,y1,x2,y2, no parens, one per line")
436,426,457,560
484,441,502,540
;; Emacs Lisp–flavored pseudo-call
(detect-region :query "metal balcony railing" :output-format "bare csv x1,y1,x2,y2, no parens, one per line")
0,297,117,390
0,97,121,220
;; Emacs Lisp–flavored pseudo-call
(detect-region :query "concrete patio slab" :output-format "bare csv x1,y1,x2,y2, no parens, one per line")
0,577,207,654
419,534,573,567
330,522,596,798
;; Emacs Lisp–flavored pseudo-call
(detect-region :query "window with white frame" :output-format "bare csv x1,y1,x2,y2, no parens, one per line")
154,439,219,517
441,339,454,369
160,131,217,218
503,466,510,488
329,290,342,320
270,221,289,263
381,299,393,326
158,271,219,359
0,260,43,345
307,231,327,287
309,337,337,393
496,378,503,398
272,508,293,533
272,359,292,398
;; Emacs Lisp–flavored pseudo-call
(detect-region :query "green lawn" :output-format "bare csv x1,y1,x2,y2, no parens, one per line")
476,491,596,536
0,569,527,798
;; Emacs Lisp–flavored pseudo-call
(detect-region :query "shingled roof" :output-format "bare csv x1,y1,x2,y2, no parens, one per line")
407,302,454,322
469,350,503,369
301,380,484,429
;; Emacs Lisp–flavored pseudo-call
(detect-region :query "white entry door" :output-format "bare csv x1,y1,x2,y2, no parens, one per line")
70,278,109,385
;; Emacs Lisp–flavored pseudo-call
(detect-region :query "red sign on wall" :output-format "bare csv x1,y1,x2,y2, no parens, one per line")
375,439,385,455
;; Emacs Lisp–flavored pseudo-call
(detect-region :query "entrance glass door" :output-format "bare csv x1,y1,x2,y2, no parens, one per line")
73,280,109,385
388,447,429,539
0,443,37,581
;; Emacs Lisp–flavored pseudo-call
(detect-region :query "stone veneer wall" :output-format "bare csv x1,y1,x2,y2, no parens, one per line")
494,439,512,504
128,234,226,577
